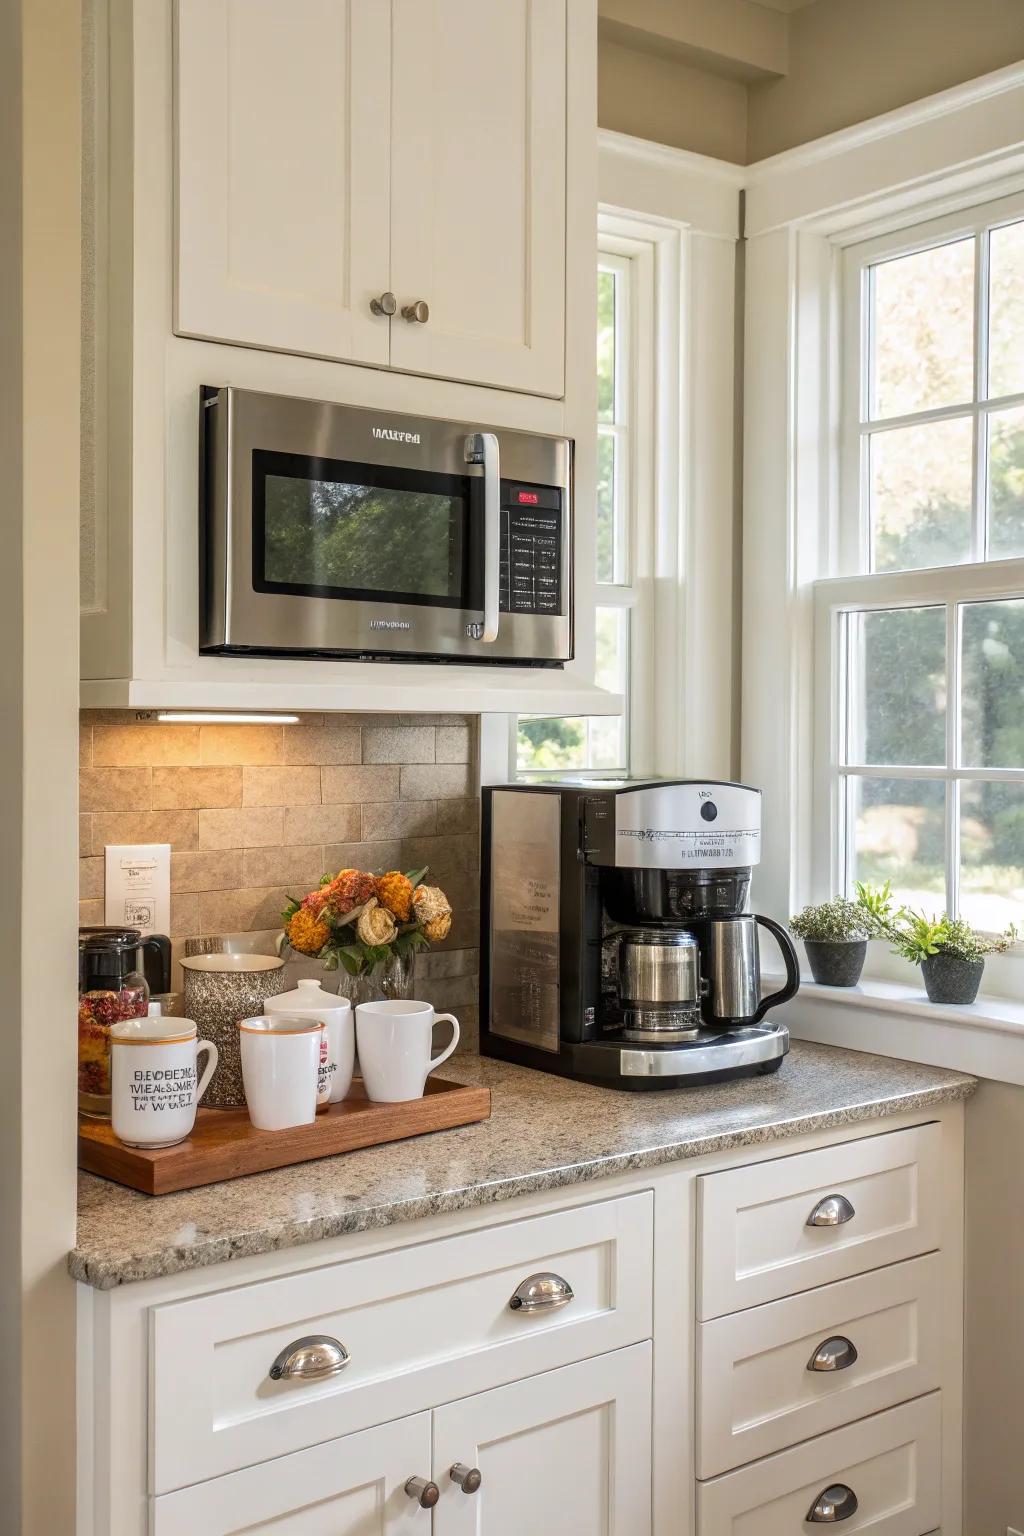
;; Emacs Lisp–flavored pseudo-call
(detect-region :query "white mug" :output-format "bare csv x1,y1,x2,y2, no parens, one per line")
110,1017,219,1149
239,1014,322,1131
266,980,355,1104
355,1000,460,1103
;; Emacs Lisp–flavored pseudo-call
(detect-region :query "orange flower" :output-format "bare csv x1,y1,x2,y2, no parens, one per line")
286,907,331,957
326,868,377,915
423,911,452,943
376,870,414,922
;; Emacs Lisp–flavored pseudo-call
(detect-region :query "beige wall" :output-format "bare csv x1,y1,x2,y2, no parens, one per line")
964,1080,1024,1534
598,35,748,163
747,0,1024,161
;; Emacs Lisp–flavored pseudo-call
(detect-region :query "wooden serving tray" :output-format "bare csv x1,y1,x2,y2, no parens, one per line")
78,1078,491,1195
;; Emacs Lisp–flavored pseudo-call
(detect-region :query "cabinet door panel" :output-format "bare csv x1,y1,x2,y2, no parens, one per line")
175,0,391,364
389,0,566,396
432,1344,651,1536
152,1413,429,1535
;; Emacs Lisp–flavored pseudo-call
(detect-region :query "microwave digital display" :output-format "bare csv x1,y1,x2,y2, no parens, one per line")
252,449,472,608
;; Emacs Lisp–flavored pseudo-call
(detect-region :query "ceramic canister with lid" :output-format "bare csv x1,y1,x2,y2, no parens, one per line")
180,954,287,1108
265,978,355,1105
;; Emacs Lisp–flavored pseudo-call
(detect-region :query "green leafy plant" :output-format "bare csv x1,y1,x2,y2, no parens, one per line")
888,910,1020,965
854,878,904,937
789,897,870,943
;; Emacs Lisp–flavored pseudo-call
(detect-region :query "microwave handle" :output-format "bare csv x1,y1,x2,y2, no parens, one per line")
465,432,500,643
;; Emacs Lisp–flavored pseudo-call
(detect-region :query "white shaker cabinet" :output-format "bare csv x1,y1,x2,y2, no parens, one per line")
174,0,567,398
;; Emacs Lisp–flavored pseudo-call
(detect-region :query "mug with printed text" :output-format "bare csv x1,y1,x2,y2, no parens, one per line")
110,1016,219,1149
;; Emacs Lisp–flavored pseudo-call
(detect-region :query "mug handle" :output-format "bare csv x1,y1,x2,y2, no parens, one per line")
429,1014,460,1073
195,1041,219,1104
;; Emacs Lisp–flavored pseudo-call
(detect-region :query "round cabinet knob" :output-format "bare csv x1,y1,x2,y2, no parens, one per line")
807,1335,859,1373
401,299,430,323
806,1483,859,1522
269,1334,350,1382
450,1462,483,1494
509,1272,574,1313
806,1193,856,1228
369,290,397,317
405,1477,440,1508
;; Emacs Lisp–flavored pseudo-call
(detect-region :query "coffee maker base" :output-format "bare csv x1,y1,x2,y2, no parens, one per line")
567,1023,790,1091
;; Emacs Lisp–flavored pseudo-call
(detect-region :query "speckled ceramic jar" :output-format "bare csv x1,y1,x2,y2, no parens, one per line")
181,954,287,1107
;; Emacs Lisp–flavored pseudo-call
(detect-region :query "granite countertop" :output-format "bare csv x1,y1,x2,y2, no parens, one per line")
71,1041,976,1290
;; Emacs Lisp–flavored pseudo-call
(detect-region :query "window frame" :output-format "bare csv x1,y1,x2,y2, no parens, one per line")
817,187,1024,940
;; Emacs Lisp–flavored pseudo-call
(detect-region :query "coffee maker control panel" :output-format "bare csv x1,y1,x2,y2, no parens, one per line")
580,781,761,869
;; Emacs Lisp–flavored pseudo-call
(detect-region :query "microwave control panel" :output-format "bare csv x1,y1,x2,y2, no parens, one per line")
499,482,563,616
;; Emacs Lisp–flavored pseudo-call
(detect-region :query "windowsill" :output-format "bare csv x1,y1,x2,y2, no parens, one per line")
766,973,1024,1087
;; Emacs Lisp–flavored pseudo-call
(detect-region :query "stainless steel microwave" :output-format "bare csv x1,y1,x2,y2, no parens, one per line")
200,387,573,665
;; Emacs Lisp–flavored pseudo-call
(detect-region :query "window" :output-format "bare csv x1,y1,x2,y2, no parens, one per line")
820,193,1024,932
515,238,653,774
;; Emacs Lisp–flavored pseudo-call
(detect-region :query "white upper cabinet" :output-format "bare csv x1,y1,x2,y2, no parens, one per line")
175,0,392,366
174,0,567,397
389,0,566,396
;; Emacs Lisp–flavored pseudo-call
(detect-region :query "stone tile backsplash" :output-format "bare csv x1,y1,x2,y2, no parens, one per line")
79,712,481,1048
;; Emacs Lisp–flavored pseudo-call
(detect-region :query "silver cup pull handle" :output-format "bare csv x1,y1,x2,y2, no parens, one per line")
405,1477,440,1508
450,1462,483,1494
509,1271,574,1313
269,1334,350,1382
807,1335,859,1373
807,1193,856,1228
369,290,397,317
807,1483,859,1522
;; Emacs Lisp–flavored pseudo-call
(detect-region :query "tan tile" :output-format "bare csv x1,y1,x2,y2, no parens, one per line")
243,765,321,807
170,850,243,893
413,973,479,1009
79,856,104,902
435,798,479,835
361,725,435,764
92,810,199,853
433,910,480,951
79,813,93,856
199,724,284,765
199,807,284,850
242,845,325,890
79,898,104,926
323,840,404,874
435,724,471,764
282,804,360,845
321,765,400,804
153,766,242,810
79,767,152,812
282,720,361,766
93,723,201,766
199,886,292,934
361,801,436,840
400,763,473,800
79,726,93,769
400,833,479,878
169,891,200,938
419,946,479,979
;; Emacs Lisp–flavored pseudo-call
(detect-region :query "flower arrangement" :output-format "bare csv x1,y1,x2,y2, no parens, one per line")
282,866,453,976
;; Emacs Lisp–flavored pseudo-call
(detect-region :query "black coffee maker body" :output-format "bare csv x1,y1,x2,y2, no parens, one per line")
481,778,800,1090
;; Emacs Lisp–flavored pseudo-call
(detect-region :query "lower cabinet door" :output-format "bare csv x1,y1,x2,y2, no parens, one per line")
431,1343,652,1536
151,1413,431,1535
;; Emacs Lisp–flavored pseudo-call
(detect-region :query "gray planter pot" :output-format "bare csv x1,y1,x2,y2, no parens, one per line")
803,938,868,987
920,951,984,1005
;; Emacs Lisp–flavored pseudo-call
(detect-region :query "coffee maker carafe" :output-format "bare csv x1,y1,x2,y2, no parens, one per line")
689,913,800,1026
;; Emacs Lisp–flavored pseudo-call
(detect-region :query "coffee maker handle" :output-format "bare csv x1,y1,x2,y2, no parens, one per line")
752,915,800,1024
141,933,172,996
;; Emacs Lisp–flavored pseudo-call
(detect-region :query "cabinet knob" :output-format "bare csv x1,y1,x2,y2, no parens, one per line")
806,1483,859,1522
450,1462,483,1494
405,1477,440,1508
509,1271,574,1313
269,1334,350,1382
807,1335,859,1373
401,298,430,323
806,1193,856,1228
370,290,397,317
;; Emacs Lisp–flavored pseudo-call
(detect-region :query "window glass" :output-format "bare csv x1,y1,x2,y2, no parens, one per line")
844,607,946,767
597,268,616,423
596,432,616,585
960,599,1024,769
988,220,1024,399
847,776,947,913
986,404,1024,560
871,238,974,418
870,416,973,572
959,780,1024,932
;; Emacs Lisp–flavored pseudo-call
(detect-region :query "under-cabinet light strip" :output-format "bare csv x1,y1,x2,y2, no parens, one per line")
155,712,301,725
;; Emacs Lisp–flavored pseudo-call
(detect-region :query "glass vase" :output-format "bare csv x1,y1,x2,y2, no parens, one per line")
334,951,416,1007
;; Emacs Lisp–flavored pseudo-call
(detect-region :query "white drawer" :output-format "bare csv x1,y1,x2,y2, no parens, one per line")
697,1392,941,1535
150,1192,653,1494
698,1124,941,1318
697,1253,943,1476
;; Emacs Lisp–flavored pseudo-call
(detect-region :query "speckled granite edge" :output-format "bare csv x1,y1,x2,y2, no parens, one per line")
70,1058,975,1290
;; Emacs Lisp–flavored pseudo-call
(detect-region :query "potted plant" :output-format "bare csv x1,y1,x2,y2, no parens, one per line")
888,911,1018,1004
789,897,871,986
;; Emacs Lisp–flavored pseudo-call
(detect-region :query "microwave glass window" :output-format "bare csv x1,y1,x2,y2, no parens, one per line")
253,450,471,608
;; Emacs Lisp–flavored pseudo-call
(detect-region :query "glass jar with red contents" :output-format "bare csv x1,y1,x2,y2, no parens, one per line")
78,928,151,1119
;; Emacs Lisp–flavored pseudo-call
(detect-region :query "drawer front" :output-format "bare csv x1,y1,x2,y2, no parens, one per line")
697,1253,943,1476
697,1392,941,1535
698,1124,941,1319
150,1192,653,1494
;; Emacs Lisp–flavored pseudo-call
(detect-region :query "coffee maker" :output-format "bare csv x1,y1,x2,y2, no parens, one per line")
480,778,800,1089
